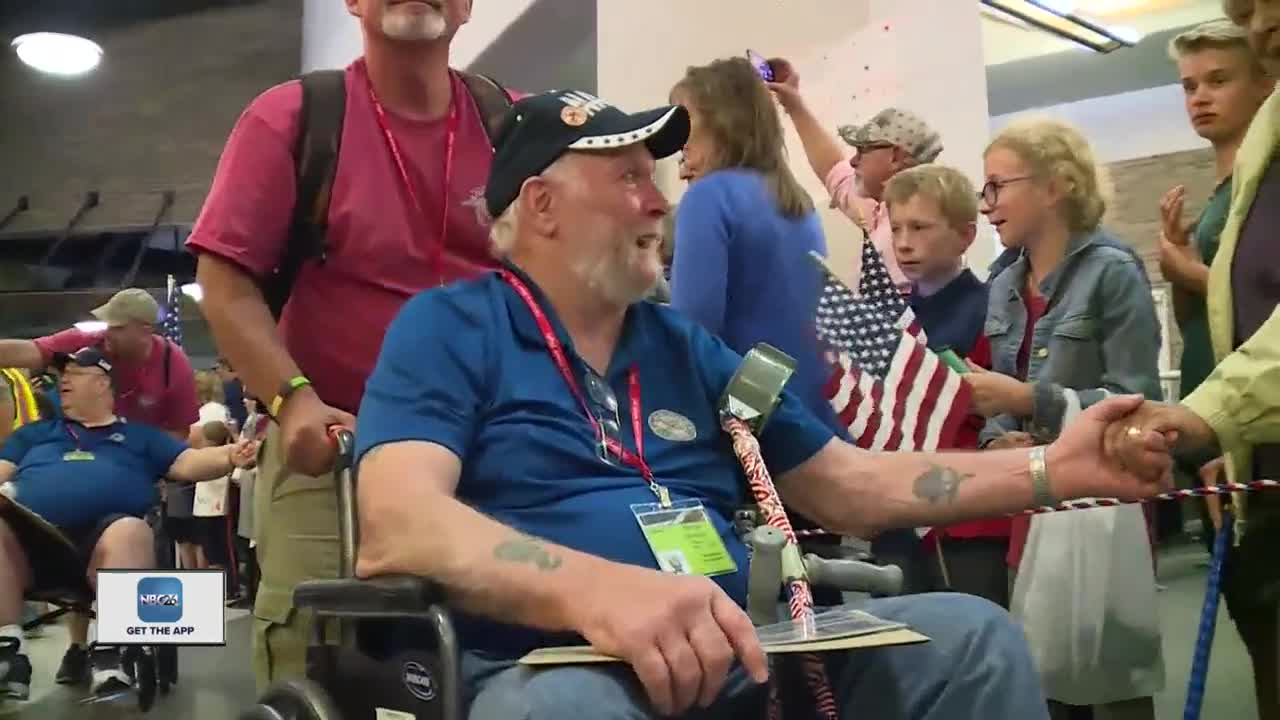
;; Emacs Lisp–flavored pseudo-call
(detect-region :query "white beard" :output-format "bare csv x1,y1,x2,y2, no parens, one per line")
572,247,659,309
381,4,447,42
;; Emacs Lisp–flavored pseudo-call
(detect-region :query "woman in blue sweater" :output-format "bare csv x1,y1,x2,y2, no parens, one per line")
668,57,840,435
668,59,849,575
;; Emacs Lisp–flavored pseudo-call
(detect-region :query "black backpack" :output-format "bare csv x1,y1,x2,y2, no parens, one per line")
263,69,515,319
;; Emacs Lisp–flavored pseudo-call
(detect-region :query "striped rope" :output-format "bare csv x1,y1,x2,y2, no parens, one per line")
790,480,1280,538
723,416,838,720
1183,510,1231,720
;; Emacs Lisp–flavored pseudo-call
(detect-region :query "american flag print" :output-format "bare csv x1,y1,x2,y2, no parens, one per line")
813,245,970,451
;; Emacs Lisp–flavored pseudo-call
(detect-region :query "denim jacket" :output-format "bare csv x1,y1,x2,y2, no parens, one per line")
980,229,1163,446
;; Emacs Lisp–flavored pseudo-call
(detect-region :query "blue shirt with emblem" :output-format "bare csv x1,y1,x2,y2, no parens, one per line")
356,266,837,660
0,418,186,529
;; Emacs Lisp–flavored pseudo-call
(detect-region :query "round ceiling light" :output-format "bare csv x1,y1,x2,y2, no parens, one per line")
11,32,103,76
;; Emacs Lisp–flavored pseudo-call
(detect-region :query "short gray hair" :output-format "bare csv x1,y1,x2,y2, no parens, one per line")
1169,19,1253,61
487,154,589,258
489,204,519,258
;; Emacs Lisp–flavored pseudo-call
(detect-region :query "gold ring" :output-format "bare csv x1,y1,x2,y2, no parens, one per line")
1126,426,1141,438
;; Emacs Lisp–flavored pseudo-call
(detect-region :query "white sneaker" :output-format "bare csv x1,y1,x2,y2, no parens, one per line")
88,646,132,696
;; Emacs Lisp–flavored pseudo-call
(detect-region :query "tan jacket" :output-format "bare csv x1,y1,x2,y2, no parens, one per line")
1181,90,1280,534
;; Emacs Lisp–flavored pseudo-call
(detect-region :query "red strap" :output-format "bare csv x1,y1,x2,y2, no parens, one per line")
368,77,459,286
500,269,656,489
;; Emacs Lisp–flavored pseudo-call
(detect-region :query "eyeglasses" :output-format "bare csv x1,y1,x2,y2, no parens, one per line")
853,143,894,155
978,176,1033,206
584,372,622,465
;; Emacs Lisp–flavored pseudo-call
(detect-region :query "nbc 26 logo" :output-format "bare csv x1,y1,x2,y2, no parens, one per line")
136,577,183,623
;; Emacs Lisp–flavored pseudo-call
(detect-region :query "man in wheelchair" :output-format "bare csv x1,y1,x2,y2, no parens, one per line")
0,347,256,703
350,91,1174,719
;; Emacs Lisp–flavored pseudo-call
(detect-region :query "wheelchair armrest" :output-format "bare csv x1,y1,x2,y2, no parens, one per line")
803,554,903,597
293,575,446,617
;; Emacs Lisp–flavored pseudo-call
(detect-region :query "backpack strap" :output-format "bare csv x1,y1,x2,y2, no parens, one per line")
264,70,506,319
266,69,347,320
459,71,514,143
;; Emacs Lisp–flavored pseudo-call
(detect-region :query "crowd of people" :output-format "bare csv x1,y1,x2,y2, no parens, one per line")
0,0,1277,718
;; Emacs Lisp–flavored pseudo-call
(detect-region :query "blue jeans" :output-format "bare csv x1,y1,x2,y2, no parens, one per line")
462,593,1049,720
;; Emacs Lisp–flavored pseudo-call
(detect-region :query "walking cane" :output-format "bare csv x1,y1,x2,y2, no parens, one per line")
721,344,838,720
1182,509,1232,720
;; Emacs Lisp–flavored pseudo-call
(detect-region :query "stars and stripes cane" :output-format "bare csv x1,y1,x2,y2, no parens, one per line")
722,416,838,720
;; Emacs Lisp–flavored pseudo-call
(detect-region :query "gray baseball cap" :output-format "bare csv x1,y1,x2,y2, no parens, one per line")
838,108,943,164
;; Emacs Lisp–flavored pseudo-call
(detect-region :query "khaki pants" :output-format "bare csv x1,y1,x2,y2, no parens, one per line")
251,423,339,692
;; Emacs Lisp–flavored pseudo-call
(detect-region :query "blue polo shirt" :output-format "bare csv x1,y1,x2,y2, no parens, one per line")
357,266,836,659
0,418,186,529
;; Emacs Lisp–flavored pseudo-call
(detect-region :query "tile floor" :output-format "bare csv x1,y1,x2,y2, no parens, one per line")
0,541,1260,719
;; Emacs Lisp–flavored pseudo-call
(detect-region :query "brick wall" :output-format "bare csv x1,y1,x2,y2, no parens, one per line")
1103,146,1217,396
0,0,301,236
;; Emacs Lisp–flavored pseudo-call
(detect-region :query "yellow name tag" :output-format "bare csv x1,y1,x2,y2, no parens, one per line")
631,500,738,577
63,450,95,462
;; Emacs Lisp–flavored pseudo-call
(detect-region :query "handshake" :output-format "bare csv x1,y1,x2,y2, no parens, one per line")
1100,399,1216,475
1002,395,1217,505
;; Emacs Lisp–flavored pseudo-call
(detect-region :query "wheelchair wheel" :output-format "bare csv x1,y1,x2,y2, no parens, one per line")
122,646,158,712
157,645,178,693
239,678,342,720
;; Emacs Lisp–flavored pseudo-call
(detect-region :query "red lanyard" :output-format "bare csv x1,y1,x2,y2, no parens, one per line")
64,419,115,452
368,77,459,286
500,269,669,505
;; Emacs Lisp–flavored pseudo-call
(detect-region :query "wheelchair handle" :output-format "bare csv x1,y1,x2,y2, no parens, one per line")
803,554,903,597
746,525,786,626
328,425,358,579
328,425,356,468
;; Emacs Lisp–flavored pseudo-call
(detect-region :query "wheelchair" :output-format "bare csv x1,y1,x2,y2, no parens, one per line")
16,503,180,712
242,347,907,720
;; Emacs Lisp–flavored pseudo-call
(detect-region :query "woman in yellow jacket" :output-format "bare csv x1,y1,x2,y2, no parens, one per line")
1114,17,1280,711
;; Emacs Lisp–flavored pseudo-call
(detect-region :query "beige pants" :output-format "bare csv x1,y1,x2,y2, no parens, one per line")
250,423,339,692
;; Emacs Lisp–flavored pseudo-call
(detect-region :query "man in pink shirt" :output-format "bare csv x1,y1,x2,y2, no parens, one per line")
0,287,198,684
765,58,943,294
0,288,198,438
187,0,514,689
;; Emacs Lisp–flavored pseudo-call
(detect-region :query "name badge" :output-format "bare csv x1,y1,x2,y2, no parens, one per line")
63,450,96,462
631,500,737,577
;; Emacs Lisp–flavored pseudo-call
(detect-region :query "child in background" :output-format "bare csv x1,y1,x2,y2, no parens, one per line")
880,165,1009,605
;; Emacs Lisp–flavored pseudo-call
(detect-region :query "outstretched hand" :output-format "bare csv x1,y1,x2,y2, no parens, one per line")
1048,395,1174,501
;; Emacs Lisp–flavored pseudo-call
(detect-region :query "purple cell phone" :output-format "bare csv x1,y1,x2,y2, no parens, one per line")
746,49,774,82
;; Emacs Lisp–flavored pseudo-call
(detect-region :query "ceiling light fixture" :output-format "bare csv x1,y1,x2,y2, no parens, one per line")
11,32,103,76
980,0,1141,53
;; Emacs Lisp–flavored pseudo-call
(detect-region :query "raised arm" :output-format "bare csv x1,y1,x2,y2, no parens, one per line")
0,340,44,369
766,59,847,183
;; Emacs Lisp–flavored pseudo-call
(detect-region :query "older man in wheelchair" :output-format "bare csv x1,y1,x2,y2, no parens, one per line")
0,347,256,705
239,91,1179,720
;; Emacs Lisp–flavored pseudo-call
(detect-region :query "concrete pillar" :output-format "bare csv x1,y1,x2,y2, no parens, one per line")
596,0,995,279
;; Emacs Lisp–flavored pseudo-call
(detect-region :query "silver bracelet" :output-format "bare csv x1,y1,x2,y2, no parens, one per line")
1029,446,1055,508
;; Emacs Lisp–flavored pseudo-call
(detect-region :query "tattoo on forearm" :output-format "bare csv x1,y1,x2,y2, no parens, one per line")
493,536,563,571
913,465,974,505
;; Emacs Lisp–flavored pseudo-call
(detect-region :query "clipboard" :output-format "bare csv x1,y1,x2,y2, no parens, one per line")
0,493,80,558
518,607,930,666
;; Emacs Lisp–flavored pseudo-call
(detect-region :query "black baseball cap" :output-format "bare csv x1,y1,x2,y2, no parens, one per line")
484,90,690,219
53,347,114,377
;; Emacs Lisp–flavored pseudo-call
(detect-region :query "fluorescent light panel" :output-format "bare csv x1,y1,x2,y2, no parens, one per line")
981,0,1139,53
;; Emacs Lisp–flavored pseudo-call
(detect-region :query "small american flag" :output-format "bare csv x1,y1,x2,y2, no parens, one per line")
161,275,184,347
814,245,969,451
855,235,924,343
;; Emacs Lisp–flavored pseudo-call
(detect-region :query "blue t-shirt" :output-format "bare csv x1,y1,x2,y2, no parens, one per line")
1,418,186,528
357,266,835,659
670,169,844,437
